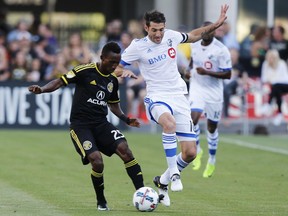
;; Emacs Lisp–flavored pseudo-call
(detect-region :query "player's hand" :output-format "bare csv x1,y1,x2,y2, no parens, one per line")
28,85,43,94
184,71,191,79
217,4,229,26
121,69,138,79
196,67,208,75
128,118,140,128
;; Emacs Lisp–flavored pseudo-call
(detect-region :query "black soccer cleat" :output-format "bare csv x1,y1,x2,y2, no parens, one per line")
153,176,168,190
153,176,170,206
97,203,109,211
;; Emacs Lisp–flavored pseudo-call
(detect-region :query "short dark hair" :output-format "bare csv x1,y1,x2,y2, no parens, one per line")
102,41,121,56
143,10,166,27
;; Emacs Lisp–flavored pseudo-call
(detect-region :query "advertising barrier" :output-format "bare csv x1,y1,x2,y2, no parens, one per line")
0,81,127,129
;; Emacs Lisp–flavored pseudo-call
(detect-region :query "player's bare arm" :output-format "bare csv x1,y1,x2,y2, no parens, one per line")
196,67,231,79
114,64,138,79
186,4,229,43
28,78,64,94
108,103,140,128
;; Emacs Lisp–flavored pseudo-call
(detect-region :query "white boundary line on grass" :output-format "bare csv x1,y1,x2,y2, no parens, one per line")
221,137,288,155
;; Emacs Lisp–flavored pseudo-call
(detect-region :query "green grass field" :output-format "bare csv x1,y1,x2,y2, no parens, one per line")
1,130,287,216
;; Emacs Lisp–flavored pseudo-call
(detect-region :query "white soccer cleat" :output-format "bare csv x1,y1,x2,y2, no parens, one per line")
272,113,283,126
170,174,183,192
153,176,170,207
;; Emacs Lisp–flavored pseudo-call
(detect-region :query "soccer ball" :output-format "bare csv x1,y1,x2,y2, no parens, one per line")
133,186,159,212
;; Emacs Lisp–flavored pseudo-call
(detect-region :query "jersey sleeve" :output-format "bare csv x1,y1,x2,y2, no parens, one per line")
120,39,140,66
218,47,232,71
169,29,188,44
61,70,77,85
108,76,120,104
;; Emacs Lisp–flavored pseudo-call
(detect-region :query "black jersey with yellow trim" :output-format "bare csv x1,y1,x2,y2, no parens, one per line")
61,62,120,126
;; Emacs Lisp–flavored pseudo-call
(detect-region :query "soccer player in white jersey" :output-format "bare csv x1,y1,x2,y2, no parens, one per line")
115,5,229,206
185,21,232,178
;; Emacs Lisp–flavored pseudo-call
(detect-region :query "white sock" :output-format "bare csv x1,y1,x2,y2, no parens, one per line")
207,130,219,165
194,124,202,153
176,153,189,172
162,133,179,176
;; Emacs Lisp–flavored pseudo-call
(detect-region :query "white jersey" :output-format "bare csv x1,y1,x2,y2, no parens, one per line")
121,29,188,96
189,38,232,103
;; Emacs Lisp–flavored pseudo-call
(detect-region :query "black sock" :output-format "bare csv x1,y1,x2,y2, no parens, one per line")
125,158,144,190
91,170,106,205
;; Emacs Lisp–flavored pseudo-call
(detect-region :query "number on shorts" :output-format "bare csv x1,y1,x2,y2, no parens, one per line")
111,130,125,140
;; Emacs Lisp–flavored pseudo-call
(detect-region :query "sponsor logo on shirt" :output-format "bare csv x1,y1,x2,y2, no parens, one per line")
168,48,176,59
87,90,107,106
204,61,213,70
148,54,167,64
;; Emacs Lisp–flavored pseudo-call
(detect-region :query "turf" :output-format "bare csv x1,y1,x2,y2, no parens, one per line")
0,130,287,216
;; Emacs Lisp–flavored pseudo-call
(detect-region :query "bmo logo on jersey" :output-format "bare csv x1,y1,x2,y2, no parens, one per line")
204,61,213,70
148,54,167,65
168,48,176,59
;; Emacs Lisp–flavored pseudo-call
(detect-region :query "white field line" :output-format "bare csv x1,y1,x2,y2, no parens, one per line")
0,181,70,216
221,137,288,155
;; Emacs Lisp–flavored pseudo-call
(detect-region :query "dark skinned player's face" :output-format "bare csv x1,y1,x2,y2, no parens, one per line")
100,52,121,74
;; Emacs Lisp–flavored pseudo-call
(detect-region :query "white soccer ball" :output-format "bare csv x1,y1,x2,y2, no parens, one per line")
133,186,159,212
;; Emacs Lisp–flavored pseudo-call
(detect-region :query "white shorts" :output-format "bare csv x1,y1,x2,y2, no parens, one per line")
144,94,196,141
189,96,222,123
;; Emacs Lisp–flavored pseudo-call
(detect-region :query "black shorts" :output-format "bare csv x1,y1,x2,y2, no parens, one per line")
70,121,127,163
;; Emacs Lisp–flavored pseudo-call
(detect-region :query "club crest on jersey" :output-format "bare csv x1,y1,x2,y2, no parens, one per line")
107,82,113,93
204,61,213,70
83,141,92,150
168,48,176,59
167,39,172,47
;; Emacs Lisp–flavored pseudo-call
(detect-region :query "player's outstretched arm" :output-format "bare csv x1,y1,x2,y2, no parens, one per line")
108,103,140,128
186,4,229,43
28,78,64,94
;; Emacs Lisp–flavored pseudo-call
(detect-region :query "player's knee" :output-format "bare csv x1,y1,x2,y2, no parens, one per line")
182,142,197,162
116,141,134,161
161,116,176,132
88,152,104,171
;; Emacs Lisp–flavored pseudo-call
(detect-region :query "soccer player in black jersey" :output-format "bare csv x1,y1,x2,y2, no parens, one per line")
28,42,144,211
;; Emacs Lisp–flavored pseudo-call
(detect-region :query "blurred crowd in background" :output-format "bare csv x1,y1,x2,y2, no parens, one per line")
0,16,288,124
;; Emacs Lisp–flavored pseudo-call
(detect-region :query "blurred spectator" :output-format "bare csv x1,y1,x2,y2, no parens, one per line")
37,23,58,53
30,35,56,79
97,19,123,51
9,51,29,81
223,48,248,118
269,25,288,61
44,53,67,80
222,22,240,50
127,19,145,39
249,26,270,78
7,19,32,43
239,24,259,59
26,58,41,82
62,32,92,70
260,49,288,125
0,30,10,81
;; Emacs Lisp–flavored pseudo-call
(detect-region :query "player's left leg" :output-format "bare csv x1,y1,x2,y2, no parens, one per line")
115,140,144,190
202,102,222,178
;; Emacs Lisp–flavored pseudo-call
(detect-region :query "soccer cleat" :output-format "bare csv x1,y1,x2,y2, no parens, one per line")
203,163,215,178
192,149,203,170
170,174,183,192
97,203,109,211
153,176,170,207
